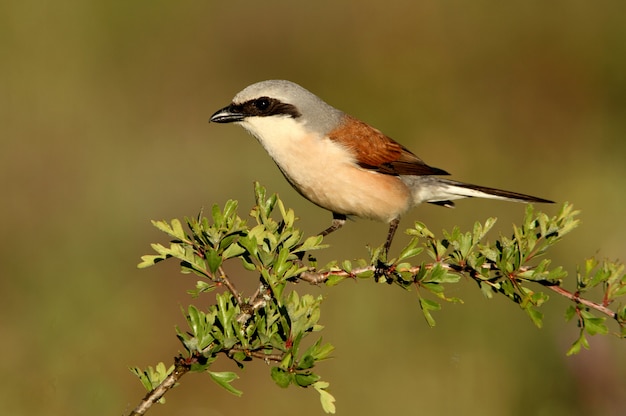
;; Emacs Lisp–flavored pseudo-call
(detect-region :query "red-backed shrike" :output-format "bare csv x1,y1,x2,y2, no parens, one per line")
210,80,552,254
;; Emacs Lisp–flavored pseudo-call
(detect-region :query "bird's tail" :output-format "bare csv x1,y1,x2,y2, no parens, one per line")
402,176,553,208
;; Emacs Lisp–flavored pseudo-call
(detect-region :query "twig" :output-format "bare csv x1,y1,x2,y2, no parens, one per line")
228,347,285,363
218,266,241,304
128,356,191,416
544,284,617,319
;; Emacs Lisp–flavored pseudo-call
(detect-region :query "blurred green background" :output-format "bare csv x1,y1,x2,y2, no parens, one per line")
2,1,626,415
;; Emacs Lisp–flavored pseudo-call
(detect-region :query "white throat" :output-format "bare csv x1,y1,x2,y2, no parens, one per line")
238,116,353,180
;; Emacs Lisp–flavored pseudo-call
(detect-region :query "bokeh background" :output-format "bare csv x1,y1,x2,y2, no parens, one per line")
2,1,626,415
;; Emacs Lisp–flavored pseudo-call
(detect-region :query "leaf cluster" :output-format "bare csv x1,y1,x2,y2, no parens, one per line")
131,183,625,415
137,183,335,413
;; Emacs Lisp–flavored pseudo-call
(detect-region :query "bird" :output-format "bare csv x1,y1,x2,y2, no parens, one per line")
210,80,553,257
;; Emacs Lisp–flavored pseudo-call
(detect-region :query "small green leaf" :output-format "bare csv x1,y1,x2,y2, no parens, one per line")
137,254,163,268
209,371,243,397
170,219,186,240
187,280,216,297
222,199,238,221
564,305,577,321
211,204,224,226
222,242,246,259
314,381,336,414
238,235,258,257
240,256,257,271
129,367,154,392
206,248,221,275
129,362,175,404
325,274,346,286
296,235,326,252
271,366,292,388
398,240,423,261
525,306,544,328
151,219,184,240
295,372,320,387
581,311,608,336
298,354,316,370
419,297,441,327
566,333,590,356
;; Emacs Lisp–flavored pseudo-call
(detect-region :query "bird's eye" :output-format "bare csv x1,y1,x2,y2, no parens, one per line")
254,97,271,111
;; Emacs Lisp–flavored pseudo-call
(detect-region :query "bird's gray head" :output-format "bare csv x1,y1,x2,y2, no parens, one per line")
210,80,344,135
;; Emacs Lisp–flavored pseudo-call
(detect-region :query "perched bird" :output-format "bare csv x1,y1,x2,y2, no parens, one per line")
210,80,552,255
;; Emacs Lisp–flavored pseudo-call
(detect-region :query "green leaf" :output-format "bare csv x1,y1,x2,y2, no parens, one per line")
278,199,296,227
187,305,203,335
151,219,186,240
211,204,224,226
222,242,246,259
525,306,544,328
222,199,239,221
566,333,590,356
238,235,258,257
295,235,326,252
129,362,175,404
274,247,291,277
581,311,608,336
129,367,154,392
240,255,257,271
418,297,441,327
295,372,320,387
137,254,163,268
397,239,423,261
171,219,186,240
187,280,216,297
304,338,335,361
206,248,221,275
298,354,316,370
271,366,292,388
209,371,243,397
314,381,336,414
325,274,346,286
564,305,577,322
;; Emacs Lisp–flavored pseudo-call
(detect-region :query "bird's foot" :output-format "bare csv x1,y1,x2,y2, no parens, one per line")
374,259,395,284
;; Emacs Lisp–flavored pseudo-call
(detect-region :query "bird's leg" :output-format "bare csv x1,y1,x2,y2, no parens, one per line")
296,213,347,262
375,218,400,282
319,213,347,237
383,218,400,257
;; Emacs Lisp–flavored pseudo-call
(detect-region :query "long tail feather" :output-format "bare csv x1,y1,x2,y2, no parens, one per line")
402,176,554,207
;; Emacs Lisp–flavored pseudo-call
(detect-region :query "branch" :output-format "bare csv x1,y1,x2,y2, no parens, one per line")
217,265,242,304
227,347,285,363
134,187,624,415
297,263,621,321
129,356,191,416
544,284,617,319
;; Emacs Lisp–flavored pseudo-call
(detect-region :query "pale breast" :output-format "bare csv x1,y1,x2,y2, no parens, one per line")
240,117,412,222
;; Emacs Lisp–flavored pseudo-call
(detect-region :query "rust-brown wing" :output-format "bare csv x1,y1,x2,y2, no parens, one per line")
328,115,449,176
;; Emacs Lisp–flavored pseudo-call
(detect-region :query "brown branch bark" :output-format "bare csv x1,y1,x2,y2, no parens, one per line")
228,347,285,363
544,284,617,319
218,265,242,304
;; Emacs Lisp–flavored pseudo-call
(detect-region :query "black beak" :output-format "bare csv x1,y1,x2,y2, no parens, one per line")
209,105,245,123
